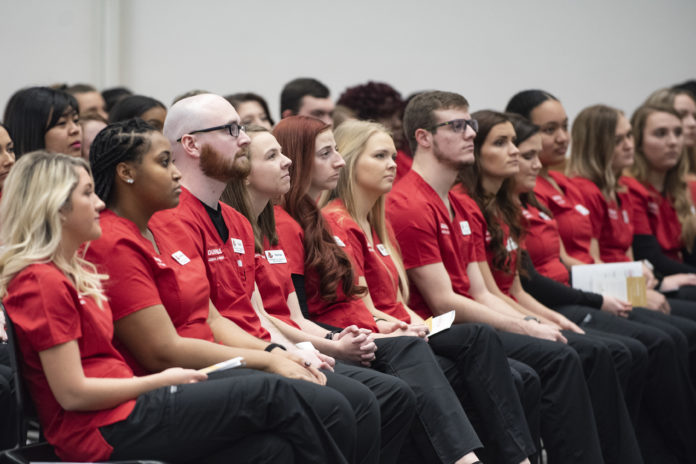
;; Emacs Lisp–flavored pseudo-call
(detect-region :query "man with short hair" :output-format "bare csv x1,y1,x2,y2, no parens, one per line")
387,90,640,464
280,77,334,126
64,83,108,120
159,93,417,464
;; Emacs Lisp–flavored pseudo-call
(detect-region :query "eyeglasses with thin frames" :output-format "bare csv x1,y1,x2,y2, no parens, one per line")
176,122,246,142
428,118,478,134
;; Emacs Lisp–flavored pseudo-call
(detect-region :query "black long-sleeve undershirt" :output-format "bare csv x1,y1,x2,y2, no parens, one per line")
632,234,696,276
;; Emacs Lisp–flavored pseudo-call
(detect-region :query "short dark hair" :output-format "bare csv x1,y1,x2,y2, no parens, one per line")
109,95,166,123
3,86,79,159
102,87,133,113
337,81,403,121
280,78,330,115
402,90,469,154
505,90,558,120
225,92,275,126
673,80,696,101
90,118,156,206
64,83,98,95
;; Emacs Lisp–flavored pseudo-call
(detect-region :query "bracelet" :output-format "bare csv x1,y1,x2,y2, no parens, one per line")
374,317,388,323
264,343,287,352
523,315,541,324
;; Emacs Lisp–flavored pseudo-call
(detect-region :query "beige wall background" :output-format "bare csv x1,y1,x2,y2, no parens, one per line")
1,0,695,122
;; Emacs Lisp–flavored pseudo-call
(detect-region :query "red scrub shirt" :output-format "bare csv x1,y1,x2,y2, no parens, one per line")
520,204,570,284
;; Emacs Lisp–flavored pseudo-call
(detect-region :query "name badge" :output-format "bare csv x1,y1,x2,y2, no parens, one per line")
237,259,243,267
608,209,618,220
376,244,389,256
265,249,288,264
334,235,346,247
459,220,471,236
506,237,518,252
574,204,590,216
231,238,245,254
539,211,551,221
171,250,190,265
622,210,630,223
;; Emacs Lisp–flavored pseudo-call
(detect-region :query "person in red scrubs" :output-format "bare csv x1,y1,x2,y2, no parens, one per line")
83,118,361,463
322,119,539,464
273,115,485,464
0,151,352,463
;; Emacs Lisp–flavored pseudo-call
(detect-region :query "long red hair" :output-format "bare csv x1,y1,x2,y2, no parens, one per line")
273,116,363,301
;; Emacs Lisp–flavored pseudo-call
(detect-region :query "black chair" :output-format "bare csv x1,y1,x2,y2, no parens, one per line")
0,304,167,464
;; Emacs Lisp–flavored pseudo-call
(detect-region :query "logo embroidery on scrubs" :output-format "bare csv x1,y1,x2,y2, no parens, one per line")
153,256,167,268
78,298,87,306
552,195,566,205
367,242,375,253
608,209,618,220
521,210,533,220
648,202,659,215
376,244,389,256
265,249,288,264
440,223,450,235
171,250,190,265
574,204,590,216
506,237,518,252
207,248,224,262
459,221,471,236
231,238,245,254
334,236,346,247
485,230,492,243
622,210,630,224
539,211,552,221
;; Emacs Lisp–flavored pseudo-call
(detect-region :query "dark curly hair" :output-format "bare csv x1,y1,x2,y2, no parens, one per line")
90,118,156,206
337,81,404,121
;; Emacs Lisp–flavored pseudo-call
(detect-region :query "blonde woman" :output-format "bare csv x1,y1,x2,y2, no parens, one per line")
0,151,352,463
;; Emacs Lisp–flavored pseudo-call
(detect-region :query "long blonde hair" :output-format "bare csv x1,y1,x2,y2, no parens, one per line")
631,104,696,252
567,104,622,200
0,151,107,305
323,120,410,302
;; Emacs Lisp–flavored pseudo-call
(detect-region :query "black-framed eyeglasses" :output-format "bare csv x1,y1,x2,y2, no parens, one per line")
176,122,246,142
429,118,478,134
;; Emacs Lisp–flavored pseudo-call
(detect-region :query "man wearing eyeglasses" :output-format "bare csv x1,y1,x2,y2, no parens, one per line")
386,91,612,464
157,93,419,464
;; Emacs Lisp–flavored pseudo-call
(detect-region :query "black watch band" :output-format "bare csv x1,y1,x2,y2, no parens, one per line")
264,343,287,352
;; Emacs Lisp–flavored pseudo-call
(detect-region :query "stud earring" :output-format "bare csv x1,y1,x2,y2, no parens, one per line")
126,179,134,184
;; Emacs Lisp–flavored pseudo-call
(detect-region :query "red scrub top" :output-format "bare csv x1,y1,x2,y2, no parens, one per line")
534,171,594,263
386,171,475,320
86,209,215,374
274,206,378,331
394,149,413,183
520,204,570,284
451,189,518,296
4,263,135,462
324,200,412,324
256,240,301,330
153,188,270,341
570,177,632,263
622,176,684,261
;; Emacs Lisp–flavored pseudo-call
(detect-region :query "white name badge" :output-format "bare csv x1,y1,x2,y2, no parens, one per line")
376,243,389,256
171,250,190,265
539,211,552,221
334,235,346,247
506,237,518,252
622,210,630,223
231,238,245,254
265,249,288,264
574,204,590,216
459,220,471,236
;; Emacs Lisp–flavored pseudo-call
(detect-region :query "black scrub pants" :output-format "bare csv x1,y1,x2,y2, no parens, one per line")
0,344,14,451
331,361,416,464
557,304,696,464
431,323,537,464
101,368,355,464
496,331,604,464
371,336,482,464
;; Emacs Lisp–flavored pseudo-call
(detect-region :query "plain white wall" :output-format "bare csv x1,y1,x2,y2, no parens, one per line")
2,0,695,123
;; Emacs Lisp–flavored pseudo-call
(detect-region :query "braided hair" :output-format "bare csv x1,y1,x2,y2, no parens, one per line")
89,118,155,206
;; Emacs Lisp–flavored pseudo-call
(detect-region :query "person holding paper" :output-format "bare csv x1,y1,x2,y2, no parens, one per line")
464,109,696,464
321,119,539,464
0,151,354,463
271,114,486,464
83,119,363,462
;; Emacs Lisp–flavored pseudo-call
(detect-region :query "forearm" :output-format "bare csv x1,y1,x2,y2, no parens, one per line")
633,234,696,275
266,314,337,355
512,289,560,324
430,291,524,333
